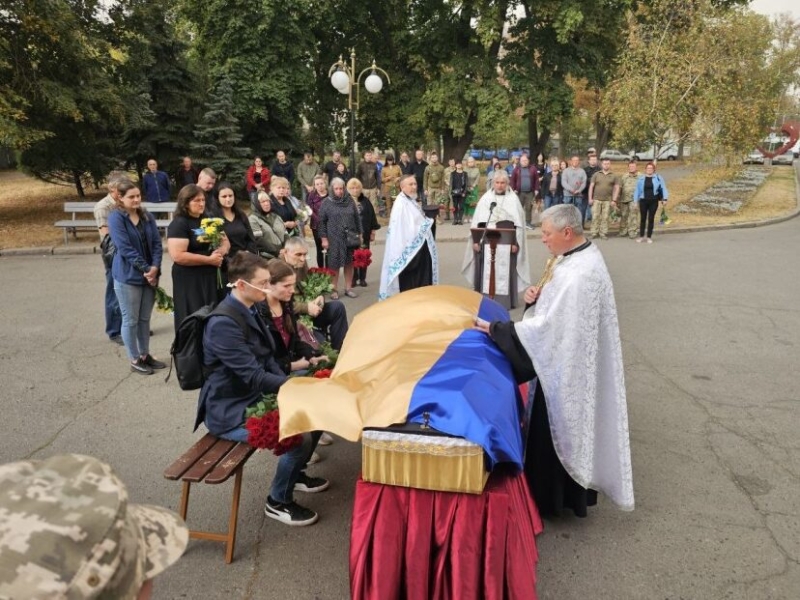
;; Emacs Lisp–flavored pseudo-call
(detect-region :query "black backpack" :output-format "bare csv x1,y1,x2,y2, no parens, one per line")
165,303,248,390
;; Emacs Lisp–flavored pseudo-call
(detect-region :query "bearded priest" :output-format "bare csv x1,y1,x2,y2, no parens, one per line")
461,169,530,309
476,203,634,517
379,174,439,300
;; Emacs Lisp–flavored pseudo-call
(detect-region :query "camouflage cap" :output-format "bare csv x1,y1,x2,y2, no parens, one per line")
0,454,188,599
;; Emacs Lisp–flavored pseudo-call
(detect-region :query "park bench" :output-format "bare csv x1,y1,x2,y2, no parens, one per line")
55,201,176,244
163,433,256,564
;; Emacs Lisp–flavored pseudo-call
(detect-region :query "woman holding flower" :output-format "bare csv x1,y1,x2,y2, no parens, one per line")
168,184,230,331
108,180,165,374
249,191,288,260
346,178,380,288
258,259,328,374
318,177,363,299
268,176,299,237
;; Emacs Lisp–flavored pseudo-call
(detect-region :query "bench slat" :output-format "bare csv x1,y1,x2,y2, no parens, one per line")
181,439,237,483
163,434,219,480
205,443,256,484
54,220,97,227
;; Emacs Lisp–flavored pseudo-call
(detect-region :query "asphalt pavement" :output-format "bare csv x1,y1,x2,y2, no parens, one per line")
1,209,799,598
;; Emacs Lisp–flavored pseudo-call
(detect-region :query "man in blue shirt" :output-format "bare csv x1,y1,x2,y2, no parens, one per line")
195,252,330,526
142,159,171,203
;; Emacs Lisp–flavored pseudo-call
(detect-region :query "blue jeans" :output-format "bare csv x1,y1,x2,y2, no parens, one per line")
543,193,561,210
104,267,122,338
113,280,155,361
220,427,322,504
564,195,587,222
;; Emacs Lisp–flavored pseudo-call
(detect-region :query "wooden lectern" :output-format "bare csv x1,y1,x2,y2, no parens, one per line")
470,221,519,308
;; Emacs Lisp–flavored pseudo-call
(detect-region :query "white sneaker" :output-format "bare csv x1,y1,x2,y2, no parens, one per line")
307,451,321,465
318,433,334,446
646,238,653,244
635,237,644,243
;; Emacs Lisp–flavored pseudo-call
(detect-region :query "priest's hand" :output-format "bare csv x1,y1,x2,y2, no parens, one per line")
511,244,518,253
473,243,480,253
474,317,490,334
523,286,541,304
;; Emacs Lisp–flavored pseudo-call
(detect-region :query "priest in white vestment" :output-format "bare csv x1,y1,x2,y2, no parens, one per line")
379,174,439,300
476,203,634,516
461,170,531,309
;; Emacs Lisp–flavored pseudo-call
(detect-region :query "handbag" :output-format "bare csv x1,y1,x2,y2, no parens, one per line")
345,198,362,249
100,233,116,269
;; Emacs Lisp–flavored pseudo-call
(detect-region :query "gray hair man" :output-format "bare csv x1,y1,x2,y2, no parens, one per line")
461,167,530,309
475,202,634,517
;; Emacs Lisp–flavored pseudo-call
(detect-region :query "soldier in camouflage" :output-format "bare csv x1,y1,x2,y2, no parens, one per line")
423,152,446,223
618,160,641,238
0,454,188,599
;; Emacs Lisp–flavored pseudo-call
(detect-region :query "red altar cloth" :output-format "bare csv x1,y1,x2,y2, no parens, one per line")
350,468,543,600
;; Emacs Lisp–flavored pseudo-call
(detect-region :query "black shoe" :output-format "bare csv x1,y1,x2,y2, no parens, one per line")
110,335,124,346
130,358,153,375
359,280,368,287
264,496,318,526
294,472,330,493
142,354,167,370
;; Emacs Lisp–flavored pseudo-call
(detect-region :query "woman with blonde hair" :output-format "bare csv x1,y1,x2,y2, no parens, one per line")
268,176,299,236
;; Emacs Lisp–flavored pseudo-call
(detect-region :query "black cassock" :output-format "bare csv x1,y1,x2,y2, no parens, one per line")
398,242,434,293
490,319,598,518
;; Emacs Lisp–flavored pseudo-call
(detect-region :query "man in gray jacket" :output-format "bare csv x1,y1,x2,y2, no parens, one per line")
560,154,587,219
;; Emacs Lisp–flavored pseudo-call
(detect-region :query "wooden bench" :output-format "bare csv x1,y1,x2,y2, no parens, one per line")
55,202,176,244
163,433,256,564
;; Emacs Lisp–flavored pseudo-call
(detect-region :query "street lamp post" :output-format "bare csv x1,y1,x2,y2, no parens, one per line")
328,49,390,172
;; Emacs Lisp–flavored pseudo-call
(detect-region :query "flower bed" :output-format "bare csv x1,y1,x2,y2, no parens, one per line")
675,167,771,214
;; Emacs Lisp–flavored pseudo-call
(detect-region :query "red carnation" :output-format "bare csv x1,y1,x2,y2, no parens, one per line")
313,368,333,379
352,248,372,269
309,267,337,278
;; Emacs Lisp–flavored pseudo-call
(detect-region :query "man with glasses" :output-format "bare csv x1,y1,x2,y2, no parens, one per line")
195,252,329,526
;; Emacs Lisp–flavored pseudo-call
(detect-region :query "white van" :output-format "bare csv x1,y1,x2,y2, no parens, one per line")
632,143,684,162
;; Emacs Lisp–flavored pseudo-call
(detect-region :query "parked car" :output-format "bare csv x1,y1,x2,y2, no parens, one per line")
772,151,794,166
496,148,509,160
599,149,632,161
632,143,680,161
743,150,765,165
510,147,531,159
483,149,496,160
469,148,484,160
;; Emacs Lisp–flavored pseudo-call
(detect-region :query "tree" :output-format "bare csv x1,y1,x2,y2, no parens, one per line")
1,0,128,195
178,0,314,153
602,1,800,162
110,0,198,176
191,75,251,184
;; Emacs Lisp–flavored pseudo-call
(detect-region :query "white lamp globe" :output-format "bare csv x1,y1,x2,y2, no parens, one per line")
331,70,350,92
364,73,383,94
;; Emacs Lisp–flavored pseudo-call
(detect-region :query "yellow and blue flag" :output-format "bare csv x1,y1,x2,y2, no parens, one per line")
278,285,525,469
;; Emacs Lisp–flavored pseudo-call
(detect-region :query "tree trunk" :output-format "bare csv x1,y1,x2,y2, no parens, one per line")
73,170,85,198
527,114,551,159
442,121,475,163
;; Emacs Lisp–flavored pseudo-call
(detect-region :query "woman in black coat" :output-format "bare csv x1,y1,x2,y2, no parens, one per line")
346,178,380,287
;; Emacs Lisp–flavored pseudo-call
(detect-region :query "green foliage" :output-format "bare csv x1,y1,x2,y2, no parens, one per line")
1,0,128,194
191,75,251,183
110,0,198,173
603,0,800,160
178,0,314,153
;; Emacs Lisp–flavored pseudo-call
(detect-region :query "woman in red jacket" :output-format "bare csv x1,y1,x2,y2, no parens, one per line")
246,156,271,212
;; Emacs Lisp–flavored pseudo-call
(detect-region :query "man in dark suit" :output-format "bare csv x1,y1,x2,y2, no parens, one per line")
195,252,329,526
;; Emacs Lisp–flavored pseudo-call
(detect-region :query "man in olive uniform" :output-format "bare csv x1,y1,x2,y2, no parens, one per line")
588,157,620,240
423,152,446,223
442,157,456,221
618,160,640,238
355,150,380,215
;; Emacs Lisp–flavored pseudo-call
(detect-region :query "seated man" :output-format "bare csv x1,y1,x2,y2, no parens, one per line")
194,252,329,526
280,236,349,351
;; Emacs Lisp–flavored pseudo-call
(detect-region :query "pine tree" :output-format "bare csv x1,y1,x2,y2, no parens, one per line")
191,75,251,184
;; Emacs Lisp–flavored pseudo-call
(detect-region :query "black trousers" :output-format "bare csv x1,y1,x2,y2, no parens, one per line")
312,300,348,351
312,229,325,268
638,198,659,238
